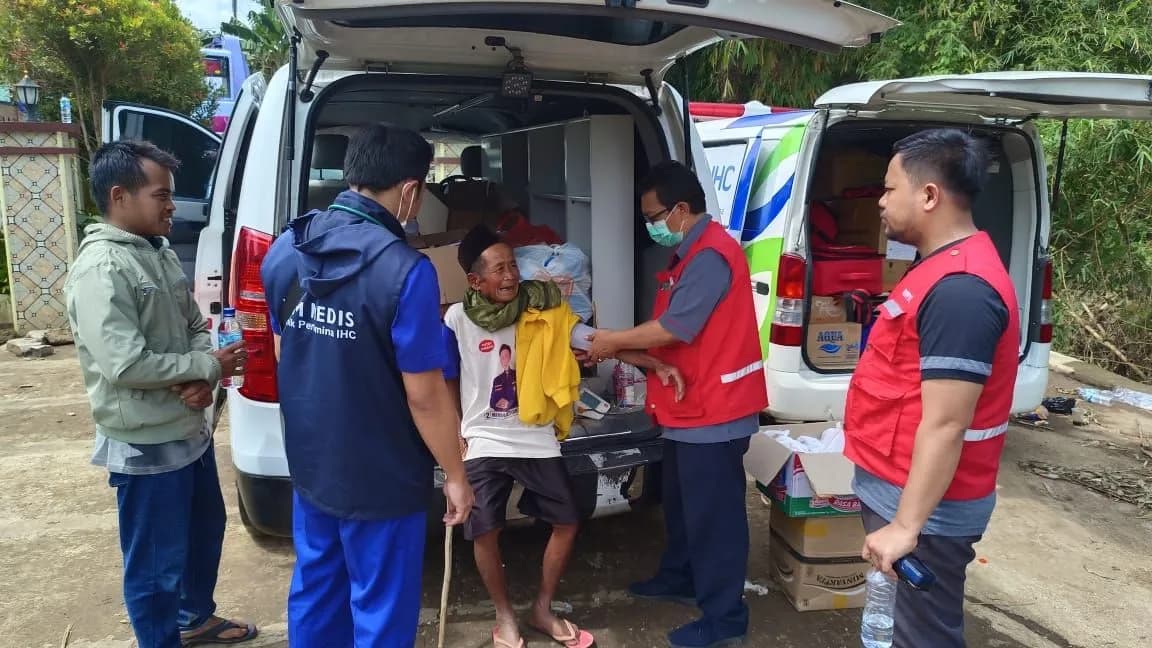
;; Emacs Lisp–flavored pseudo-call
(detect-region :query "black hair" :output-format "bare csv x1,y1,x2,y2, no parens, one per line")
892,129,990,207
89,140,180,213
499,344,512,355
457,225,504,274
344,123,434,192
638,160,707,214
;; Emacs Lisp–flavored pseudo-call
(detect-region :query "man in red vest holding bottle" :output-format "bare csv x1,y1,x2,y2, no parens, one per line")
845,129,1020,647
588,161,768,648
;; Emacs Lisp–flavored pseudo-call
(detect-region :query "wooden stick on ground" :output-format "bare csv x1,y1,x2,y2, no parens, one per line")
437,527,454,648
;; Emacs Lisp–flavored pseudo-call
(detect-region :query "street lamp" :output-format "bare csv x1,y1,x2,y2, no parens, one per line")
14,73,41,122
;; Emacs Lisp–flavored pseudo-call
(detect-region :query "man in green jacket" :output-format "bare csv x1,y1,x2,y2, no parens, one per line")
65,140,255,648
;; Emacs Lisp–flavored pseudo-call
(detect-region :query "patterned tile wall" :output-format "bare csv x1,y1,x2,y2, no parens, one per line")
1,128,81,333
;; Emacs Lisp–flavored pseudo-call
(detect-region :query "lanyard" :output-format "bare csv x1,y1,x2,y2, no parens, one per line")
328,203,387,229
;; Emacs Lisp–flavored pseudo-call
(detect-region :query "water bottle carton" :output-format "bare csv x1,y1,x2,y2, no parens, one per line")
768,532,868,612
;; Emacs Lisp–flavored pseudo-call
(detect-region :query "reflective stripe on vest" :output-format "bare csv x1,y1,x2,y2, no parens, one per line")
720,360,764,384
964,421,1009,442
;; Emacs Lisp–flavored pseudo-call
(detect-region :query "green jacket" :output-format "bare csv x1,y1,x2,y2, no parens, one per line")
65,224,222,444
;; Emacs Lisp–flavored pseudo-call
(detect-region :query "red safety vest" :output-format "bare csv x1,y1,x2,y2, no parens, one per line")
647,220,769,427
844,232,1020,500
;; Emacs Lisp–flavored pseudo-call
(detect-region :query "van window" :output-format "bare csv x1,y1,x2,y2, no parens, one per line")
203,55,232,99
704,141,749,227
117,111,218,200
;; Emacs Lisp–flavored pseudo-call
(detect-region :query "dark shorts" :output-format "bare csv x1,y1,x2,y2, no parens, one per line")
463,456,580,541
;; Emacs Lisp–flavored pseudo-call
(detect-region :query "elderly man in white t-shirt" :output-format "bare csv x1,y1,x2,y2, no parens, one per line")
442,225,682,648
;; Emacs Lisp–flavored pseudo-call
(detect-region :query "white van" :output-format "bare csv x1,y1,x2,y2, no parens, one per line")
697,73,1152,423
100,0,899,535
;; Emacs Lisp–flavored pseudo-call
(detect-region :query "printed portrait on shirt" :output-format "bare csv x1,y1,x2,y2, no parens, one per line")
488,344,518,416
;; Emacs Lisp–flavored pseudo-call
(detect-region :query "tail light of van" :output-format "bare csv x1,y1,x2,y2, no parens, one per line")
770,254,807,347
1039,258,1053,344
230,226,279,402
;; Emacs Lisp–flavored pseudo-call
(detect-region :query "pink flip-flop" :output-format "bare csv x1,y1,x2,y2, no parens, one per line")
492,627,526,648
530,619,595,648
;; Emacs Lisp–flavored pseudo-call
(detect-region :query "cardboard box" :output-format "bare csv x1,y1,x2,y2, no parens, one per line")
806,323,861,368
770,508,866,559
809,297,847,324
829,197,886,254
408,231,469,304
769,532,868,612
883,260,913,292
743,423,860,518
812,150,888,200
885,239,918,261
408,229,469,250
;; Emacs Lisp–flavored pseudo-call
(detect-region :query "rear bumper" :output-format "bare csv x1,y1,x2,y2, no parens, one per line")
436,435,666,521
235,469,293,537
235,436,664,538
765,343,1052,421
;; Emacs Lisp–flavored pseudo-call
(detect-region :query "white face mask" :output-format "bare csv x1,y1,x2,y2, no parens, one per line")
397,181,419,226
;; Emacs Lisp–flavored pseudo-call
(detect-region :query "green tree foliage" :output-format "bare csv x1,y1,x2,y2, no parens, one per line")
222,0,288,81
0,1,213,292
0,0,212,159
691,1,1152,379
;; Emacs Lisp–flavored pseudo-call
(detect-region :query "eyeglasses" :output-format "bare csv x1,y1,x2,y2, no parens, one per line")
642,207,671,224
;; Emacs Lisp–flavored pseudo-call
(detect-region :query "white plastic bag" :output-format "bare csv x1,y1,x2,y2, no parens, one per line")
514,244,593,322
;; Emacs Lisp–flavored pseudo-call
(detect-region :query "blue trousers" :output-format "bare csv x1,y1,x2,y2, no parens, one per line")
657,437,751,636
861,504,982,647
288,492,427,648
109,445,226,648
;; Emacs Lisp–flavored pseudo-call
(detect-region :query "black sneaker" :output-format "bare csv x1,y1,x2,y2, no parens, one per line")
628,578,696,607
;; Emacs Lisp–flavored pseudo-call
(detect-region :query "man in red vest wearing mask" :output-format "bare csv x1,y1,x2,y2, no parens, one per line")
846,129,1020,647
588,161,768,648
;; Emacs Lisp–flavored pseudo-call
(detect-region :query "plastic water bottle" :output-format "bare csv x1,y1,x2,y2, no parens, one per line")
1077,387,1114,406
218,308,244,389
1112,387,1152,412
861,556,935,647
613,362,646,409
861,569,896,648
59,96,72,124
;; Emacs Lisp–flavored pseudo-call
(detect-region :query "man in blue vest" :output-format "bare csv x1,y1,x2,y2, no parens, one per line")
261,123,474,647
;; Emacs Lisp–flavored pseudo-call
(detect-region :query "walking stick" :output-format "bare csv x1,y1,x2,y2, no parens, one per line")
437,524,453,648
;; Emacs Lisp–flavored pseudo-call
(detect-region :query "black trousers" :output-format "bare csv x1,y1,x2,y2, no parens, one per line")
656,437,751,635
861,504,982,648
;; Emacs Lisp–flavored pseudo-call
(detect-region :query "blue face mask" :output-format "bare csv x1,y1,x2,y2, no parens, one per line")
646,219,684,247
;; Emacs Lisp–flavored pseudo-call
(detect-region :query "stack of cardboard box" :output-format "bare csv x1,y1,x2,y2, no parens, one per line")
812,148,916,293
744,423,871,612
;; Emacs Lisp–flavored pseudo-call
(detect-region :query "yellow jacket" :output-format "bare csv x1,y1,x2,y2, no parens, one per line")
515,302,581,440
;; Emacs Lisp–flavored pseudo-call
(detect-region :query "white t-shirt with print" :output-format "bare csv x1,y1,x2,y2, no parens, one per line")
444,303,562,461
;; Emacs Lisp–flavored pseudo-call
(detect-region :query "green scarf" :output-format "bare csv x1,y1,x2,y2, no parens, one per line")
463,280,563,332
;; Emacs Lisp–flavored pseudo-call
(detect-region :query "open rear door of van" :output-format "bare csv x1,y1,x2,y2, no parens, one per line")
814,71,1152,377
101,103,222,280
815,72,1152,120
277,0,898,84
